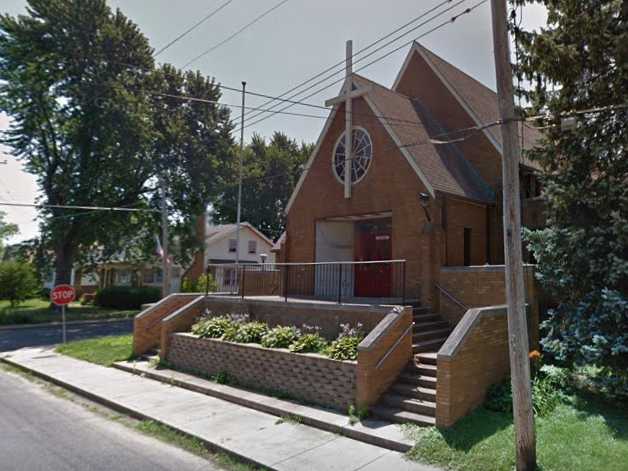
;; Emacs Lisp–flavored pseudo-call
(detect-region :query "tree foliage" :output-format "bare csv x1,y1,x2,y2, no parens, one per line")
0,210,18,259
212,132,312,240
0,0,234,281
515,1,628,392
0,261,38,306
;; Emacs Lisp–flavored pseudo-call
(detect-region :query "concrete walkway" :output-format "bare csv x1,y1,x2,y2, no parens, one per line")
1,348,438,471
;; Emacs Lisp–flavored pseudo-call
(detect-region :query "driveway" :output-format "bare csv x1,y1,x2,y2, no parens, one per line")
0,320,133,352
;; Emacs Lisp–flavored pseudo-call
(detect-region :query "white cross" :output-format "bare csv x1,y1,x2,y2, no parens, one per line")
325,40,371,199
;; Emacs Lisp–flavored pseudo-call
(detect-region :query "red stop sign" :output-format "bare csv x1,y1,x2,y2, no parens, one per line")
50,284,76,306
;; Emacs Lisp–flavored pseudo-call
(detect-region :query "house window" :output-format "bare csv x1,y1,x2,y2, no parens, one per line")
143,269,154,284
463,228,472,266
248,240,257,254
228,239,237,253
154,269,163,283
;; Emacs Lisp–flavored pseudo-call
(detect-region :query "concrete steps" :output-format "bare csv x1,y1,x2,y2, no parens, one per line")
372,307,451,427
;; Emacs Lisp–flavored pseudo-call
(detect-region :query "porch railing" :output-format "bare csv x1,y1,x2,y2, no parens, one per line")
205,260,407,305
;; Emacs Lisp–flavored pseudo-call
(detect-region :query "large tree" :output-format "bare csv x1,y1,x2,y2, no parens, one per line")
150,64,234,264
0,0,155,284
515,1,628,394
212,132,312,240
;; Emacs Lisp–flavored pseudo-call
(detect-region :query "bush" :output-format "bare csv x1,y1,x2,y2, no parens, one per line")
229,321,268,343
0,261,38,307
191,315,236,339
181,273,218,293
325,335,362,361
485,365,569,417
289,333,327,353
94,286,160,310
261,326,301,349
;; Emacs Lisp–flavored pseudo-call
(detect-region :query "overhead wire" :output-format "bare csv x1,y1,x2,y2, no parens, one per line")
238,0,487,133
154,0,234,57
182,0,291,68
237,0,473,131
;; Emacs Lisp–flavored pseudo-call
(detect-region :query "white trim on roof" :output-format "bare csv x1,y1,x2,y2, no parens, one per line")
284,103,339,214
393,43,504,157
205,223,274,249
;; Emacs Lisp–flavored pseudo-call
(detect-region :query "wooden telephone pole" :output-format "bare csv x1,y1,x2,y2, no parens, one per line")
490,1,536,470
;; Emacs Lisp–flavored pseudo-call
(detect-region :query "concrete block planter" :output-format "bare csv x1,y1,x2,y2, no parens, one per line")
167,332,357,411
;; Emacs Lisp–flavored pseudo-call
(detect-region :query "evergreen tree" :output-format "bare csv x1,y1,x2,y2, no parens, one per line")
514,0,628,395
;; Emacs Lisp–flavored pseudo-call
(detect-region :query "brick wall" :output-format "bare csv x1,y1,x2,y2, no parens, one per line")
133,293,203,356
356,306,413,407
436,305,538,428
438,265,539,338
241,270,281,296
167,333,357,411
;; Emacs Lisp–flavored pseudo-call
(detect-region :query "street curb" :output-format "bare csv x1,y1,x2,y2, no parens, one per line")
114,361,412,453
0,318,133,331
0,356,274,471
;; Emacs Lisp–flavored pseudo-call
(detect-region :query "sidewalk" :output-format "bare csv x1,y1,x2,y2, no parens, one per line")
1,347,438,471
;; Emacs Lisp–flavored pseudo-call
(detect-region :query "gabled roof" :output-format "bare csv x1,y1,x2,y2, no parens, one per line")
205,222,274,248
394,42,542,171
354,74,495,202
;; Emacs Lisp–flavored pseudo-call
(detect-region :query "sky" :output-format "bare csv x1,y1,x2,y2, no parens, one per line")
0,0,547,244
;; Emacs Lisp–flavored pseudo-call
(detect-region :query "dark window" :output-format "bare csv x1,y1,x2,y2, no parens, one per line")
248,240,257,254
463,228,472,266
228,239,237,252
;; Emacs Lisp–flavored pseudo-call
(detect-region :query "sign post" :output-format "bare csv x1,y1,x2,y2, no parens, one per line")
50,284,76,344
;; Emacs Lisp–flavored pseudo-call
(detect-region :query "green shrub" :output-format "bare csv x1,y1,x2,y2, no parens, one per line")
94,286,161,309
289,333,327,353
261,326,301,349
485,366,569,417
191,315,236,339
228,321,268,343
0,261,39,307
325,335,361,361
181,273,218,293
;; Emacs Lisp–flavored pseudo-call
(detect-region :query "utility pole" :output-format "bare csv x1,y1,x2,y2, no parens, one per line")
160,178,170,298
235,82,246,275
490,1,536,470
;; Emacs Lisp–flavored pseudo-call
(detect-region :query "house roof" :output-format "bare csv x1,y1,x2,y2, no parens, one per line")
354,74,495,202
205,222,274,248
271,231,286,252
397,43,542,171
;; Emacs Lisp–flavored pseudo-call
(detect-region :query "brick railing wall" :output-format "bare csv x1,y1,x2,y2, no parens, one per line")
435,305,537,428
132,293,203,356
438,265,539,348
160,296,207,359
167,333,357,411
356,306,413,407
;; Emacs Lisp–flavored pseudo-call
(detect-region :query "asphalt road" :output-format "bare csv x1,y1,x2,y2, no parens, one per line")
0,320,133,352
0,369,221,471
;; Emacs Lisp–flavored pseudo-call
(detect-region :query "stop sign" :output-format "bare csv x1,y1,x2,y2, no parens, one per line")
50,284,76,306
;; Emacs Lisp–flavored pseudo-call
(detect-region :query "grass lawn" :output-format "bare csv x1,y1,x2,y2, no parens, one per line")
56,334,134,366
0,298,138,326
405,394,628,471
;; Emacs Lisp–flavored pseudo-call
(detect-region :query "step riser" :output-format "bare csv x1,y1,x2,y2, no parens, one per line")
413,343,445,354
413,330,450,342
406,367,437,378
399,378,436,389
382,397,435,416
391,385,436,402
413,315,441,323
373,409,435,427
415,354,437,365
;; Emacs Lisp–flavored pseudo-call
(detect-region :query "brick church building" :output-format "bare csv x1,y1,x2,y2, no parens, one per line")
277,42,543,306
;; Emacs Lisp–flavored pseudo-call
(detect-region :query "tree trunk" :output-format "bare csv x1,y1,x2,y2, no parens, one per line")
54,241,76,286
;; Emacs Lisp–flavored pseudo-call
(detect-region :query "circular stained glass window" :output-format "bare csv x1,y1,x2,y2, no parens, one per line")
333,128,372,185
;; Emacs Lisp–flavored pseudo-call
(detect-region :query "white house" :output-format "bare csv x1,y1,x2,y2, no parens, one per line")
185,221,276,292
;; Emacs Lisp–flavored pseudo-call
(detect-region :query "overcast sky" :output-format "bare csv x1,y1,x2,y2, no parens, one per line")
0,0,546,243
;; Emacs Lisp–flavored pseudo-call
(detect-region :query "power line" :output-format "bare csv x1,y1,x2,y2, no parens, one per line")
241,0,487,132
182,0,291,68
0,202,160,213
239,0,454,122
154,0,234,57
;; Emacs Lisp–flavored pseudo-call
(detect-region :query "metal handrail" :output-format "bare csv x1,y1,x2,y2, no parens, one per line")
375,323,413,370
435,283,469,312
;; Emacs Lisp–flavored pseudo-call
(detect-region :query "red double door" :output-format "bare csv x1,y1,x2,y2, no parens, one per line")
354,220,392,297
